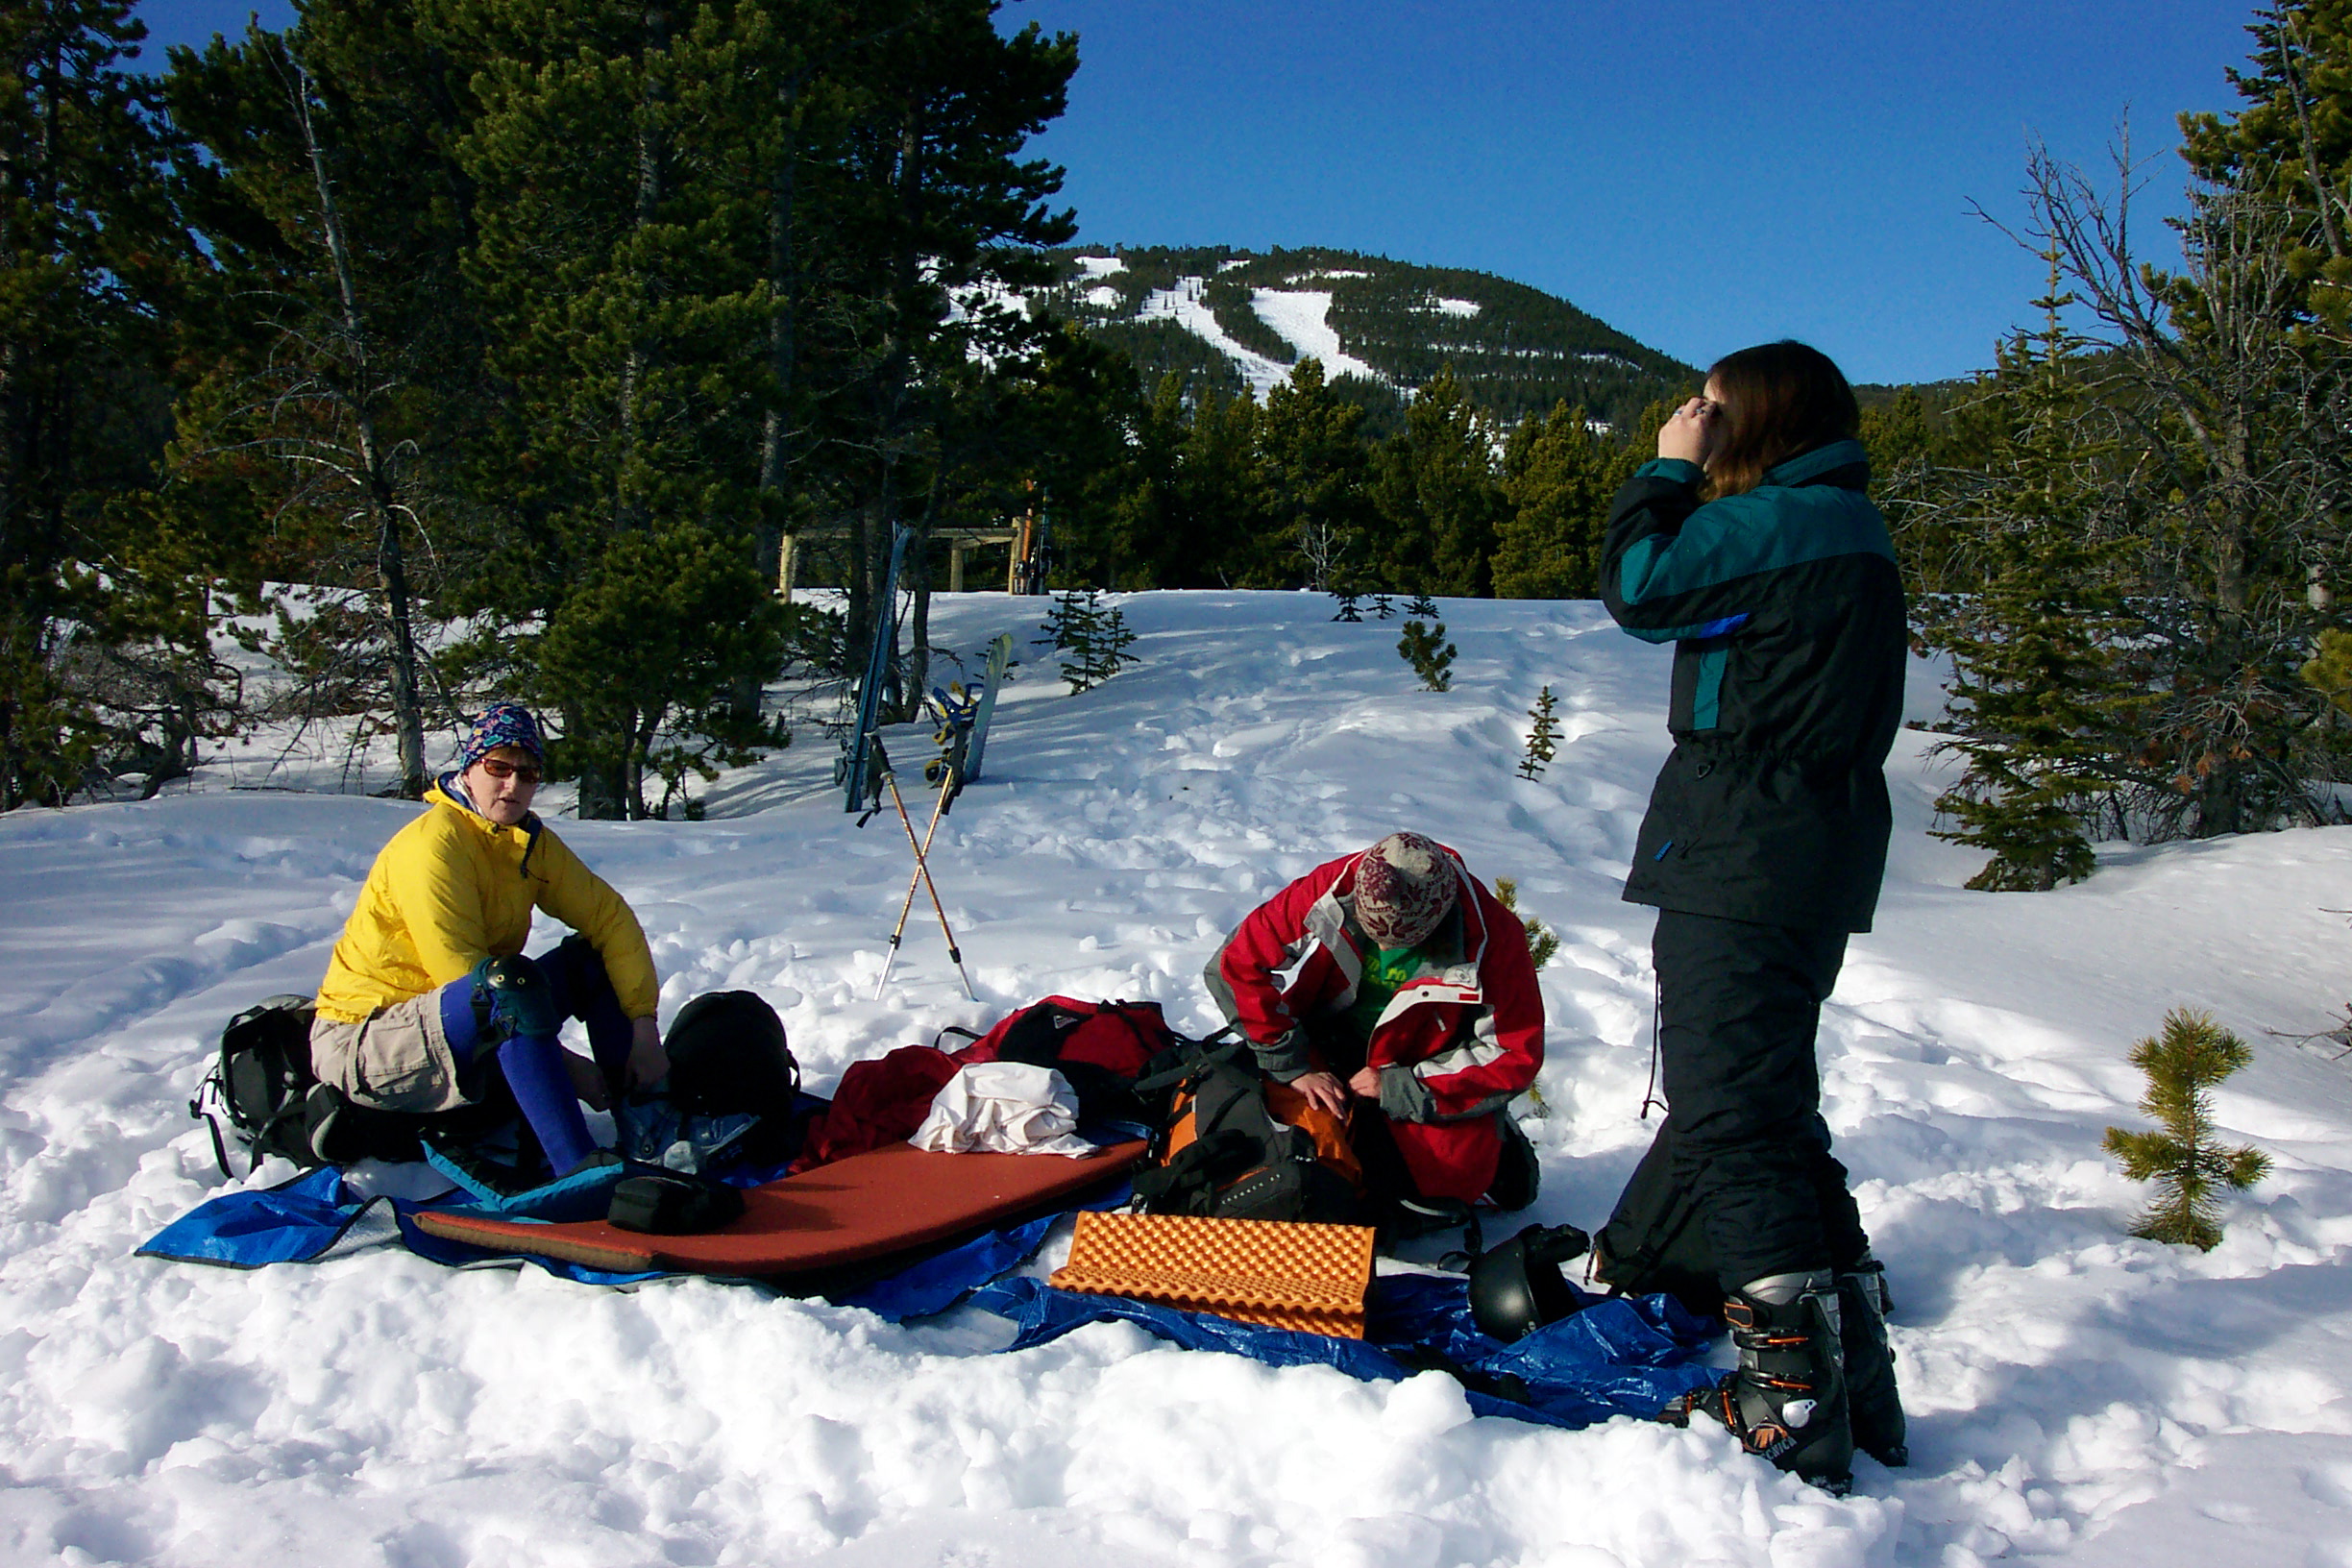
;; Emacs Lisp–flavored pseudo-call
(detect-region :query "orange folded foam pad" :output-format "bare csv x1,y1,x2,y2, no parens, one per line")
1047,1210,1377,1338
413,1139,1145,1278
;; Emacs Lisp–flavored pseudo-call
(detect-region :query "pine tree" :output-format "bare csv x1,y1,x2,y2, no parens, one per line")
1930,256,2140,890
445,0,777,815
1492,877,1558,968
1157,380,1266,588
1398,618,1454,692
0,0,205,806
1331,592,1362,623
1518,685,1560,778
1371,593,1396,620
1403,591,1440,619
2001,12,2352,840
1493,402,1638,600
1039,588,1092,652
2178,1,2352,332
1366,366,1502,596
532,524,785,817
1258,358,1374,591
1077,601,1137,691
1038,588,1132,692
2103,1009,2270,1251
164,13,490,797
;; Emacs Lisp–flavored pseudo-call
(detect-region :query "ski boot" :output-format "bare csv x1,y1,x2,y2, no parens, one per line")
1668,1269,1853,1493
1840,1259,1907,1468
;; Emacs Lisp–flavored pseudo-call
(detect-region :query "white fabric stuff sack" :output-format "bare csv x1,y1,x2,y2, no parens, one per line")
911,1062,1097,1158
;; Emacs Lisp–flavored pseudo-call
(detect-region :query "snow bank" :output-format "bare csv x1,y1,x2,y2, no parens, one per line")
6,592,2352,1565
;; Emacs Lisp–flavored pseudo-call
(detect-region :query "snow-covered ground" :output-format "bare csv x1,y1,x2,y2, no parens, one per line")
7,591,2352,1567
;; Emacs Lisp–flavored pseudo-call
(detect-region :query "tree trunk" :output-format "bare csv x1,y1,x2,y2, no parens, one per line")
736,97,800,717
569,698,622,820
615,2,670,536
378,511,428,796
755,98,798,594
576,9,670,819
294,58,428,798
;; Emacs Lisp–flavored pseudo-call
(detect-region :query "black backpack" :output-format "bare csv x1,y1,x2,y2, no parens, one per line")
1589,1115,1722,1316
1129,1041,1365,1225
190,996,474,1177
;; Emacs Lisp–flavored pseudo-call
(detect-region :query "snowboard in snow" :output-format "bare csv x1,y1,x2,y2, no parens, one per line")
962,631,1016,784
412,1138,1144,1278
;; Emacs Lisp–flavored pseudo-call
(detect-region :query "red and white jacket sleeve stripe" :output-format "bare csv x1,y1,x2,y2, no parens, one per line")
1207,855,1353,1074
1410,878,1544,1119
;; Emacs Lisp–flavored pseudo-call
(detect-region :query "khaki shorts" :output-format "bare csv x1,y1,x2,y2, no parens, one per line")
309,992,468,1115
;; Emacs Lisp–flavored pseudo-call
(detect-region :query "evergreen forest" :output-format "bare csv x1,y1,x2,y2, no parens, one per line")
9,0,2352,878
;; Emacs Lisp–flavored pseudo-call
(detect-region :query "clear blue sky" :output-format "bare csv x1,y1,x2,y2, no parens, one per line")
136,0,2262,384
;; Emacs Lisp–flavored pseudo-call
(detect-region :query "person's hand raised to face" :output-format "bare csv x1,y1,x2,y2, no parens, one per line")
1657,377,1727,468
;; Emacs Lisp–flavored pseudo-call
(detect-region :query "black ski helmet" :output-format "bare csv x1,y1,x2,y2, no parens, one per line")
1469,1222,1592,1343
662,991,798,1116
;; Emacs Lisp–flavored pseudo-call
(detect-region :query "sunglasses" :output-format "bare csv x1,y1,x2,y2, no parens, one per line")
478,757,543,785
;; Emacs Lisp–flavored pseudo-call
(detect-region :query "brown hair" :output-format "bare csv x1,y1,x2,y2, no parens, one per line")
1702,340,1860,499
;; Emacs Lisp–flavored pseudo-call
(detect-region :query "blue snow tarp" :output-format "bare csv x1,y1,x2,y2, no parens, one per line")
136,1164,670,1286
138,1170,1723,1430
968,1272,1722,1429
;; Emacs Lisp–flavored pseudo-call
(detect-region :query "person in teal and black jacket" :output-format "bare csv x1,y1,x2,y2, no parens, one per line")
1598,340,1907,1493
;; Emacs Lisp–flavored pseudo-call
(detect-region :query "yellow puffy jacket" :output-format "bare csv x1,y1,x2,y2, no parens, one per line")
315,780,659,1024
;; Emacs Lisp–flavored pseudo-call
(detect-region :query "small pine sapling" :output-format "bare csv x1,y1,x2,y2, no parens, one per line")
1038,589,1136,694
1398,618,1455,691
1518,685,1562,779
1404,591,1440,619
1331,592,1363,623
1493,877,1559,968
1371,593,1396,620
2102,1008,2270,1251
1037,589,1093,653
1071,600,1137,692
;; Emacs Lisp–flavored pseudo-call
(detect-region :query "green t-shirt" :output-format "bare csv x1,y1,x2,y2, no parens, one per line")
1345,941,1435,1044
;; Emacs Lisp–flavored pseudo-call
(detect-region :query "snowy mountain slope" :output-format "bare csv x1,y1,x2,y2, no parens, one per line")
1041,246,1696,429
1247,288,1388,390
5,592,2352,1566
1137,276,1297,399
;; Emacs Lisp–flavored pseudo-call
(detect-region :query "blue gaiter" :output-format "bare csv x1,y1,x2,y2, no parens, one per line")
441,961,600,1175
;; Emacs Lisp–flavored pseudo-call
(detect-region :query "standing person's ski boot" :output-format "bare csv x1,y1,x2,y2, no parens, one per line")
1670,1269,1852,1493
1840,1259,1907,1468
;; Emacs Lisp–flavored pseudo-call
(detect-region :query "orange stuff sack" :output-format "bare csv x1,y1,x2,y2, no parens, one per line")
1132,1061,1364,1224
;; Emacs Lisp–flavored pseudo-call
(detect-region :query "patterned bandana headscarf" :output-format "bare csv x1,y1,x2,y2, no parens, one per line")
458,701,545,771
1354,831,1455,948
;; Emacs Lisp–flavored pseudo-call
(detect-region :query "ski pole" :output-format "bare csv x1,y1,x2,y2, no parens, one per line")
874,750,959,999
869,733,977,1000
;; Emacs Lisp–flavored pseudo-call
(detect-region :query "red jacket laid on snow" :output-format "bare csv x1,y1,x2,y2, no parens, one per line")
1203,845,1544,1203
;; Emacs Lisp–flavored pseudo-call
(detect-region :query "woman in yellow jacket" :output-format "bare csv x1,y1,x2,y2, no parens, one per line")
311,702,667,1174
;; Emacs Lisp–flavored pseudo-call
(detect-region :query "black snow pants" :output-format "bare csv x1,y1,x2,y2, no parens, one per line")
1652,908,1872,1290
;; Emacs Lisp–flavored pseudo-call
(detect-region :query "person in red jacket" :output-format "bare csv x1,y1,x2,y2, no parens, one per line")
1203,832,1544,1212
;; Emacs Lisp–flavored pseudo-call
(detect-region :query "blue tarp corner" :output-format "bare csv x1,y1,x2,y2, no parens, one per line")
966,1271,1722,1431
